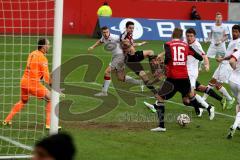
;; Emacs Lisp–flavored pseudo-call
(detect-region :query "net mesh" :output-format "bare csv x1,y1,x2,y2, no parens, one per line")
0,0,55,156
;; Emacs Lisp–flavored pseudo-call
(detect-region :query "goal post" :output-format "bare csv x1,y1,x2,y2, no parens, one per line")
50,0,63,135
0,0,63,158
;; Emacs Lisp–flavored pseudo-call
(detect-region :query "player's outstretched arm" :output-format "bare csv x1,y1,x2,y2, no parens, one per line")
216,54,233,63
229,57,237,70
189,46,203,61
203,55,209,71
229,52,239,70
88,40,102,51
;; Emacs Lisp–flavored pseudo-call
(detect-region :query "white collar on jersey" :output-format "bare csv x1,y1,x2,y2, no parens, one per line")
172,38,181,41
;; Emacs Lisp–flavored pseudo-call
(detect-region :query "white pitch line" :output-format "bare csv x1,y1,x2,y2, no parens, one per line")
0,155,33,159
0,135,33,151
71,81,235,119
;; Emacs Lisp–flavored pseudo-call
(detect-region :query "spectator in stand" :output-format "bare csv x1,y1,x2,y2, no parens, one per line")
32,133,76,160
97,1,112,17
190,6,201,20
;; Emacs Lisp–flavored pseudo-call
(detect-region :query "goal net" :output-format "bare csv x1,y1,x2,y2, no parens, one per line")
0,0,62,159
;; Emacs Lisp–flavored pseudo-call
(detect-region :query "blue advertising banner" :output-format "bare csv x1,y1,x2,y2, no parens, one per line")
98,17,240,42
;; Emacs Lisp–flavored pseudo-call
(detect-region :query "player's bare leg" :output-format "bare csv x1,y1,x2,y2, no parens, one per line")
143,50,154,59
139,70,158,94
143,50,158,73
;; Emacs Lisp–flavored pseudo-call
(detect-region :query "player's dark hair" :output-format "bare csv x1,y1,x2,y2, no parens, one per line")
172,28,183,39
126,21,134,28
103,2,108,5
38,38,47,50
216,12,222,16
35,133,76,160
101,26,109,31
186,28,196,36
232,24,240,32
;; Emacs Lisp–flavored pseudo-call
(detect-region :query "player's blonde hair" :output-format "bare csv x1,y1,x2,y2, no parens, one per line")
172,28,183,39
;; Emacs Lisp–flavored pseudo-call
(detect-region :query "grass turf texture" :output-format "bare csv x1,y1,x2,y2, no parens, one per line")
0,35,239,159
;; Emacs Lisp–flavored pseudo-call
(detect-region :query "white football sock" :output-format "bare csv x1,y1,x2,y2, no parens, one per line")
232,112,240,130
125,75,142,85
219,86,232,101
196,94,209,109
102,78,111,93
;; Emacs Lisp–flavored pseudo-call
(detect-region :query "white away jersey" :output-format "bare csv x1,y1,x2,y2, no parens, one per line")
229,50,240,85
100,34,123,56
211,24,229,44
225,38,240,57
187,40,205,77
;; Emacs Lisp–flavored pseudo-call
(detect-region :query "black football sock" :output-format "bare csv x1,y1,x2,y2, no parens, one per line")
188,101,199,115
189,96,203,115
154,101,165,128
205,87,223,102
206,105,212,116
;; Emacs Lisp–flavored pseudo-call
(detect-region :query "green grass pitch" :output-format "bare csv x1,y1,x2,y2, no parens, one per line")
0,35,240,159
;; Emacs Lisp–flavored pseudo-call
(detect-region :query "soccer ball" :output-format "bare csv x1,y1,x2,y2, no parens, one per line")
177,114,191,127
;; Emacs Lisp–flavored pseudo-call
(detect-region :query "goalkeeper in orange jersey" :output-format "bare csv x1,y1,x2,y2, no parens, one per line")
3,38,54,129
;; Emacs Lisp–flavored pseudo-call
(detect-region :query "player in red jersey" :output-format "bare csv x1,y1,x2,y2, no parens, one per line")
120,21,147,47
120,21,160,95
144,28,215,132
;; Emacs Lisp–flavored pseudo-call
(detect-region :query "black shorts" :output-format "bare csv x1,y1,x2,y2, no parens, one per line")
158,78,191,100
127,51,145,62
125,51,145,75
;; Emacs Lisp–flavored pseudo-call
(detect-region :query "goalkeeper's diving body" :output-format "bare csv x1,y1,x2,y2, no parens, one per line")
3,38,55,129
